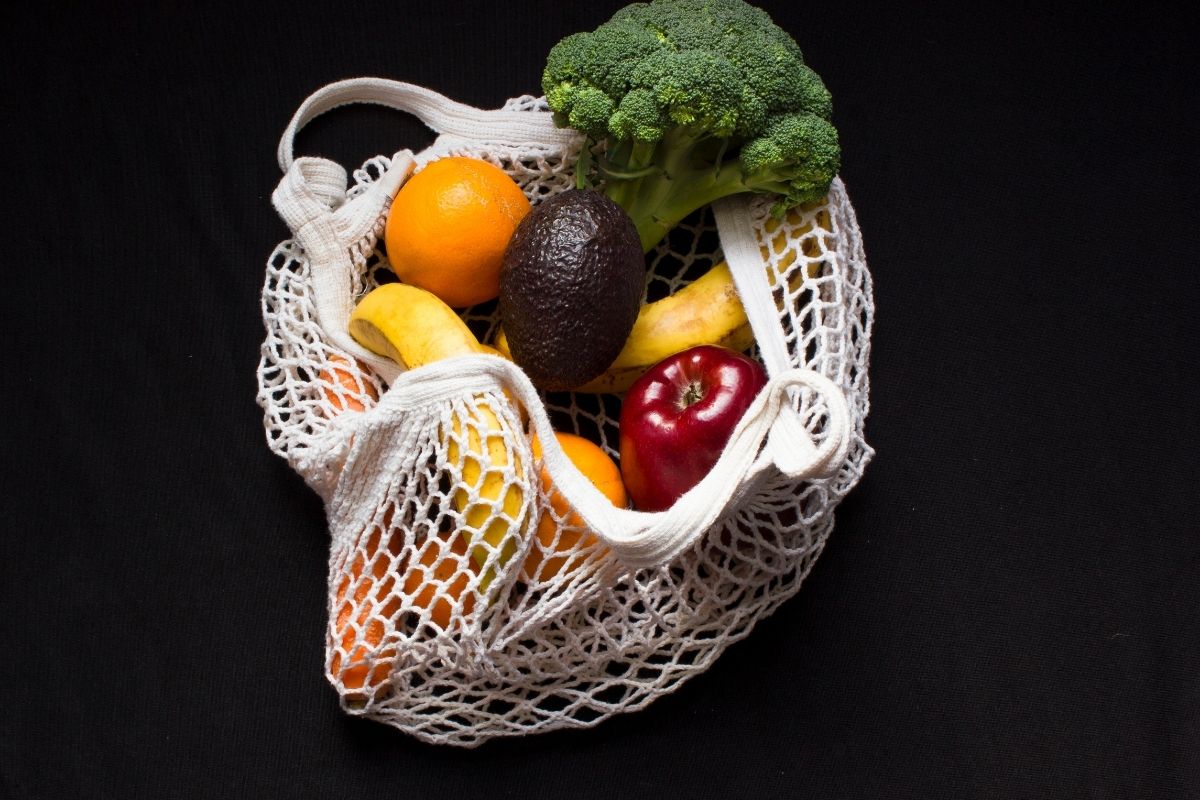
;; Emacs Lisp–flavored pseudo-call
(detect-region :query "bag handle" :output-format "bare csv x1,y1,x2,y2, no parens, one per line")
711,195,795,378
713,189,858,475
277,77,578,174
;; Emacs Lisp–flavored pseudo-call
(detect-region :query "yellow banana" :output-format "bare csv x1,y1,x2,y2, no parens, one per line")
349,283,483,367
571,260,755,394
349,283,526,590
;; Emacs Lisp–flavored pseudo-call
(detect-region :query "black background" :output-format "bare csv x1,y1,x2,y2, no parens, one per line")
2,1,1197,798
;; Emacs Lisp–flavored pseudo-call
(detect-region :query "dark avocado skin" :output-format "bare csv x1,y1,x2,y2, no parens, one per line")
500,190,644,392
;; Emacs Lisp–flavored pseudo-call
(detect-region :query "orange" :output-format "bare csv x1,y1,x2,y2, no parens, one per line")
332,517,480,695
317,353,378,414
331,521,403,694
384,156,531,308
523,432,628,582
402,530,478,630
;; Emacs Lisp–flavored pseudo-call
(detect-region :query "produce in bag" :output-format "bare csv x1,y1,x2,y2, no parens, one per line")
256,0,873,746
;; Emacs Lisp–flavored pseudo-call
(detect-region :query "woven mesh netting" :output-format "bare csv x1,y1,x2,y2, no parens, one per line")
256,97,873,746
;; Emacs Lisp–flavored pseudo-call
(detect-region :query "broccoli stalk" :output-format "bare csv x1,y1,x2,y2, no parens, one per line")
603,130,750,251
542,0,841,253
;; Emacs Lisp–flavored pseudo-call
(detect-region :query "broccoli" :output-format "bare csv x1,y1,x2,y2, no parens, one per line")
542,0,841,252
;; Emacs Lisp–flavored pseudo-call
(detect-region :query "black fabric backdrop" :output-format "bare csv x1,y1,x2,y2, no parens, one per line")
2,2,1197,798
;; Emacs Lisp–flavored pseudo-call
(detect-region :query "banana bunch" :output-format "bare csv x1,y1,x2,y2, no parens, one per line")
349,283,528,591
494,204,832,394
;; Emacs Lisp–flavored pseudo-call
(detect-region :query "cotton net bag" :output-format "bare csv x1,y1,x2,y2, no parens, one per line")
256,78,874,747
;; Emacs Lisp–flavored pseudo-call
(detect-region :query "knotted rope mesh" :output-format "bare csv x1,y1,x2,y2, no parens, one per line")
256,95,873,746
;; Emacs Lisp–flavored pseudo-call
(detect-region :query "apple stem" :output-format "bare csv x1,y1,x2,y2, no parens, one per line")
681,381,705,408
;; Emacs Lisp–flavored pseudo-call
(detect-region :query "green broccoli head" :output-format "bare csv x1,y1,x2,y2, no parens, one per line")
542,0,841,250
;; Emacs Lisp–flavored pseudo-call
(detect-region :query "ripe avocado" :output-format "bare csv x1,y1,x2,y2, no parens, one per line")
499,190,644,391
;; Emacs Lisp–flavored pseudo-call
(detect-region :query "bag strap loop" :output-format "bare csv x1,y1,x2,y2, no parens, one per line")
277,77,578,174
346,354,851,570
271,154,411,382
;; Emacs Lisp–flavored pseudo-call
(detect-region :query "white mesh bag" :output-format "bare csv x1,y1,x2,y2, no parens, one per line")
257,78,874,747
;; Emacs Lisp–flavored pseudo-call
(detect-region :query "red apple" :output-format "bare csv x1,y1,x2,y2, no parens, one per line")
619,345,768,512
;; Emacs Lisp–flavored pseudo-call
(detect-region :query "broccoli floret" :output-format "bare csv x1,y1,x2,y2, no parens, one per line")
741,111,841,212
542,0,840,251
